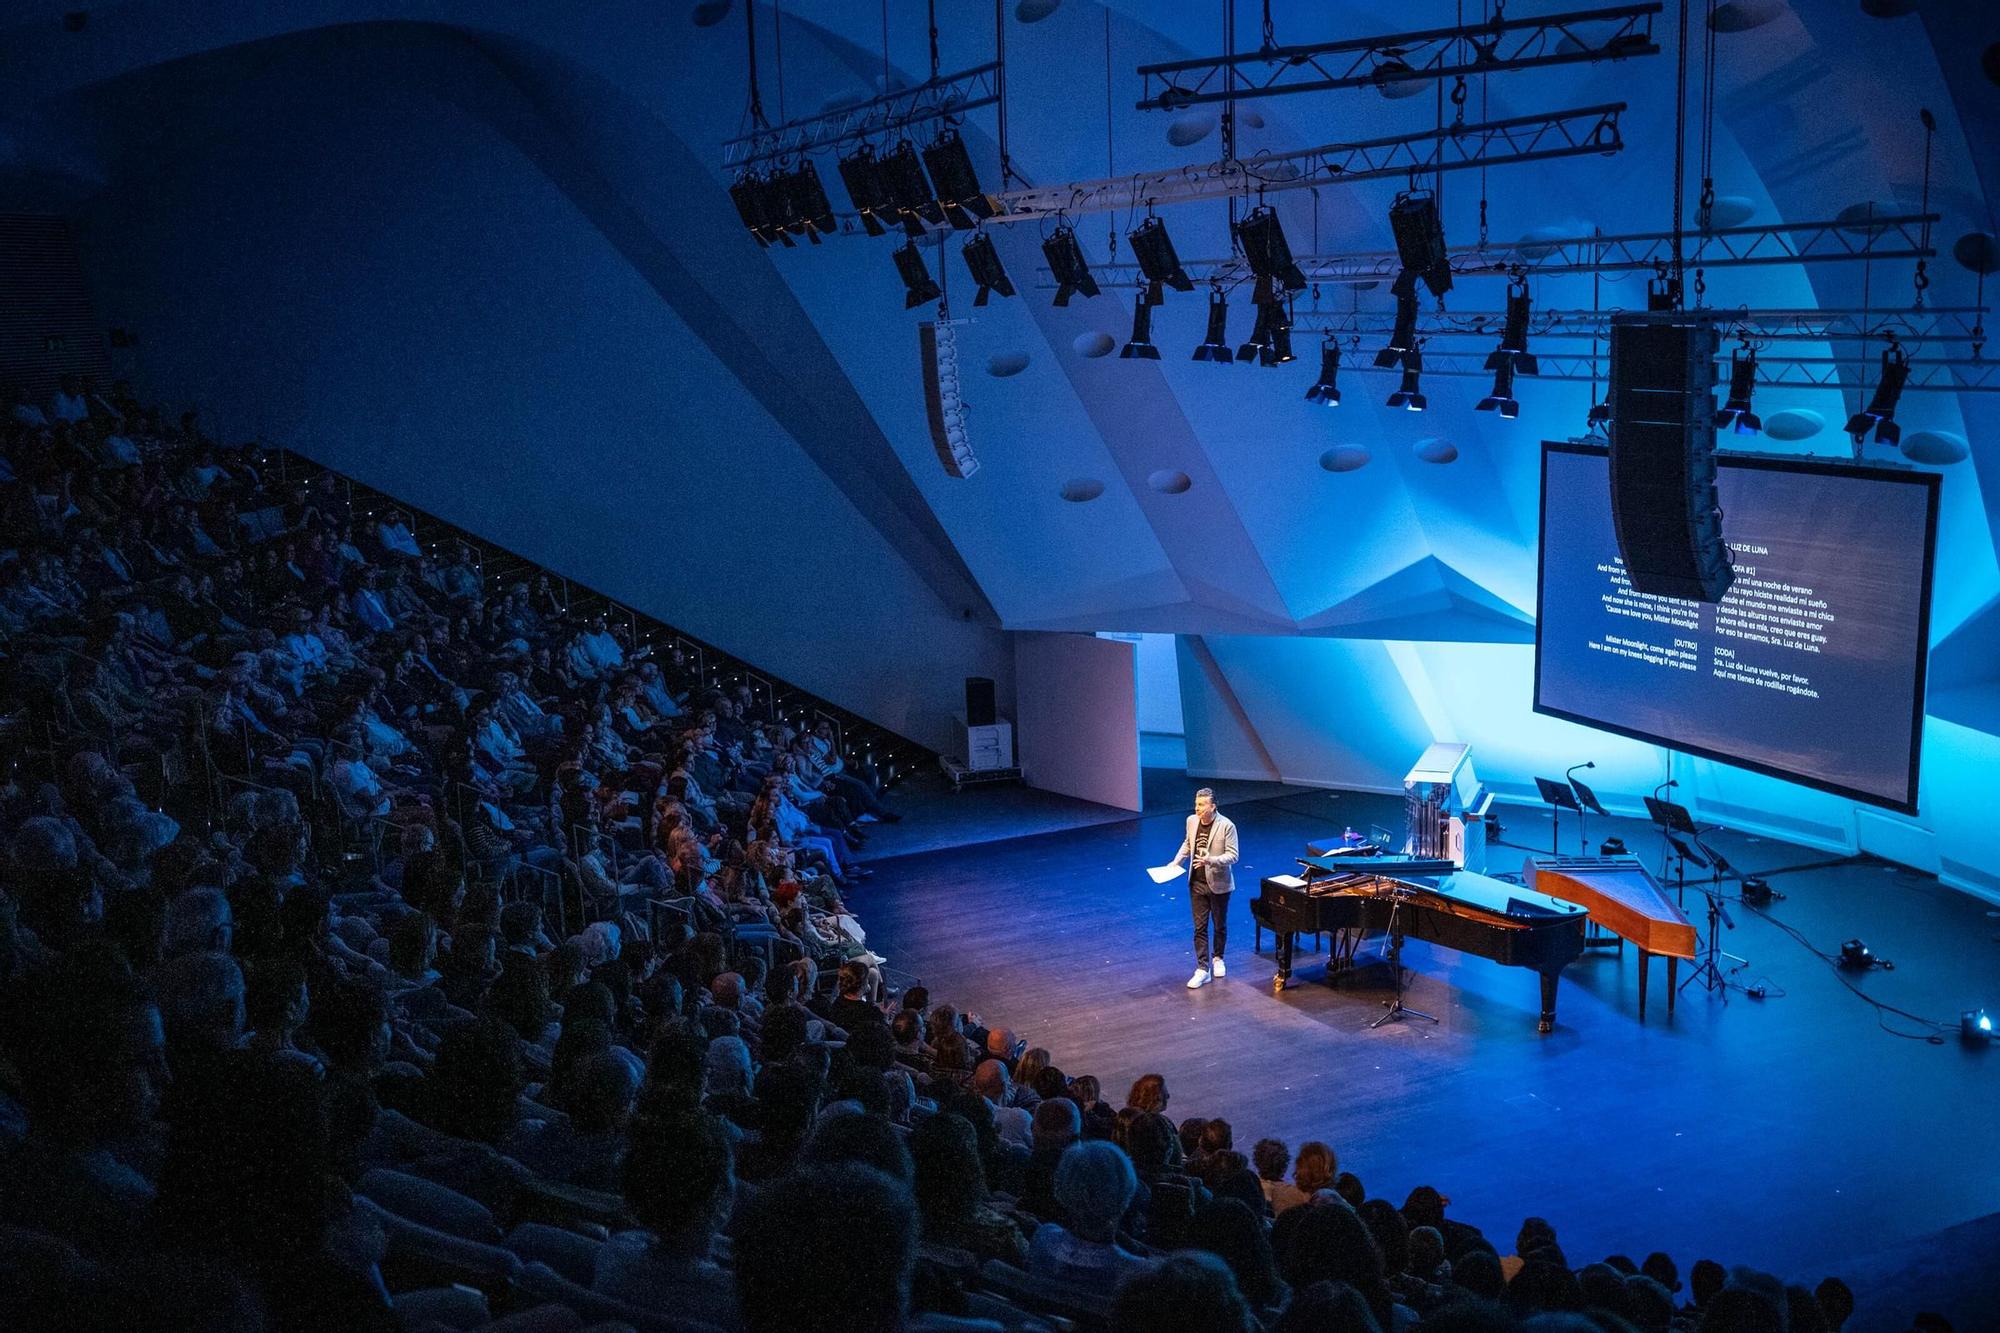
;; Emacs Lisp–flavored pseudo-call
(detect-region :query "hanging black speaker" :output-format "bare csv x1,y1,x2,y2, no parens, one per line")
1606,314,1734,603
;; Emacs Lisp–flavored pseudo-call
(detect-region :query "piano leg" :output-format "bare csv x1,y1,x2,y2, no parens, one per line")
1639,950,1650,1022
1274,931,1294,990
1537,971,1559,1034
1667,957,1678,1016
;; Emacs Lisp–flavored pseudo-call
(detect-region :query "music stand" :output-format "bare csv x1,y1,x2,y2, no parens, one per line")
1569,775,1609,854
1663,832,1709,907
1535,778,1582,855
1644,795,1700,836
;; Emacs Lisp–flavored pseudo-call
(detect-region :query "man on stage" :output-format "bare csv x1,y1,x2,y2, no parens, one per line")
1170,788,1238,989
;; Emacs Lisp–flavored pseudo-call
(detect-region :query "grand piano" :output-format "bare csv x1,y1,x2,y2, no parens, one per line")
1252,852,1589,1033
1522,854,1696,1021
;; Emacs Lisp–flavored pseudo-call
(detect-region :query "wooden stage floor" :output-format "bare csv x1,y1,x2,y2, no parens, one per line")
858,786,2000,1289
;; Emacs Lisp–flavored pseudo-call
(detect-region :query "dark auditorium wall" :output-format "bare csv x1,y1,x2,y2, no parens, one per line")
64,27,1010,754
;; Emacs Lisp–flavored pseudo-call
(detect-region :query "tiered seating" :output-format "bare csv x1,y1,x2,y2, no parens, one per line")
0,373,1888,1333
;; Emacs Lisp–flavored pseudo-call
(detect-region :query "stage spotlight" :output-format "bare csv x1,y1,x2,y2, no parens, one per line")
1375,276,1420,368
1192,289,1234,363
1120,294,1161,359
1487,280,1538,375
1964,1008,1994,1044
1714,341,1763,435
1389,189,1453,298
1586,398,1612,433
729,171,787,247
837,144,893,237
921,128,996,229
1305,340,1343,405
961,232,1015,306
1234,205,1309,292
1476,357,1519,418
1260,300,1295,367
781,159,838,241
894,241,942,308
1128,216,1195,300
1042,226,1101,306
879,139,945,234
1845,341,1910,447
1237,287,1277,363
1386,346,1427,411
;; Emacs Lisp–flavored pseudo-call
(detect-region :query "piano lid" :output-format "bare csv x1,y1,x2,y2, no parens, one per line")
1403,868,1589,920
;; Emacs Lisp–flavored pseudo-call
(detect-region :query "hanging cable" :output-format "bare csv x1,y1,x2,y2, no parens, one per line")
1104,9,1118,264
773,1,787,124
743,0,768,131
928,0,942,81
1224,0,1239,248
881,0,891,98
1914,108,1936,310
1478,0,1490,248
1261,0,1276,52
1693,0,1717,306
995,0,1016,187
1670,0,1689,308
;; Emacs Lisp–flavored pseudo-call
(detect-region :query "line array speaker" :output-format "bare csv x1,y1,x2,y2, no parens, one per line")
1607,313,1734,603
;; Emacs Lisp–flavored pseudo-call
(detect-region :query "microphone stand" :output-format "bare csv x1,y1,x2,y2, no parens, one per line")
1566,763,1592,855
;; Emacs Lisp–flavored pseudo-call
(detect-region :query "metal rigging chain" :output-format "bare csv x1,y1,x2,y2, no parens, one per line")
1694,263,1706,307
1262,0,1276,52
1914,109,1937,310
1451,74,1469,129
1479,196,1489,249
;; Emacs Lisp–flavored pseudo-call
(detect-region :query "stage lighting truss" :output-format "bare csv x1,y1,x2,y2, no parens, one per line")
1386,344,1428,411
1193,288,1235,364
1845,338,1911,447
1121,292,1163,360
961,232,1015,306
1713,339,1763,435
1043,225,1101,306
894,240,943,309
1305,339,1344,406
1133,4,1662,112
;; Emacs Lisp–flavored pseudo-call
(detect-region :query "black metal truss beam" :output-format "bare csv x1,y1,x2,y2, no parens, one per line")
985,103,1623,222
722,62,1001,169
1296,305,1988,345
1319,348,1996,392
1137,4,1661,111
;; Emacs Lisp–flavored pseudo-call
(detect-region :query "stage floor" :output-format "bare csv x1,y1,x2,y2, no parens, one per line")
859,786,2000,1292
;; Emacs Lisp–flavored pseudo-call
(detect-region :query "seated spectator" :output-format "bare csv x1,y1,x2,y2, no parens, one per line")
734,1162,921,1333
1112,1251,1257,1333
1281,1202,1400,1330
595,1108,738,1327
516,1049,635,1191
1255,1138,1309,1216
910,1111,1029,1266
1029,1141,1158,1289
1188,1196,1288,1314
970,1058,1033,1151
1294,1140,1338,1201
1021,1096,1082,1222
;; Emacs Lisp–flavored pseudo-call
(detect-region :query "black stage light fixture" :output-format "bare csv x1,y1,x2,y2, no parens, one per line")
1586,397,1612,432
1305,340,1343,405
1234,205,1309,293
879,139,945,234
1376,274,1421,368
921,127,996,229
1192,289,1234,363
1042,226,1100,306
1128,216,1195,300
1838,938,1876,970
1740,875,1773,906
1487,280,1538,375
1238,288,1276,364
1846,342,1910,447
1120,294,1162,359
1599,836,1628,855
781,159,838,241
1713,341,1763,435
1476,357,1519,418
894,240,942,308
1389,189,1453,298
1963,1008,1994,1044
729,171,788,247
1261,300,1295,367
837,145,893,237
1386,345,1427,411
961,232,1015,305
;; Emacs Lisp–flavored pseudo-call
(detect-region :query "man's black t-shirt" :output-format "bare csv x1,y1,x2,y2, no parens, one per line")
1191,819,1213,892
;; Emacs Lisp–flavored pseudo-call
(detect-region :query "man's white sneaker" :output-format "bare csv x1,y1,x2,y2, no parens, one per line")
1211,957,1227,978
856,813,881,824
1186,969,1211,989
